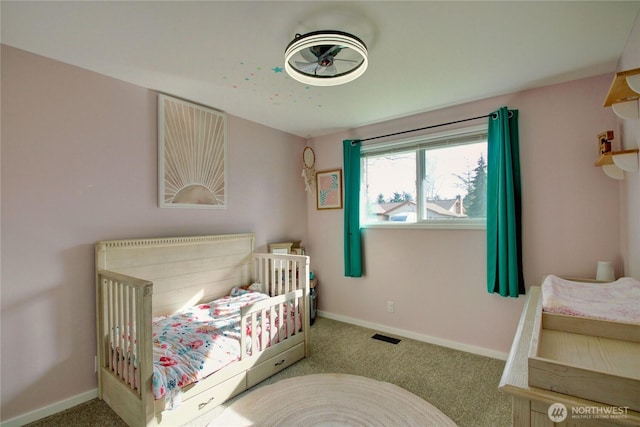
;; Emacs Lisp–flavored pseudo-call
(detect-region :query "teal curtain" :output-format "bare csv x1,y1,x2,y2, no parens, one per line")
343,139,363,277
487,107,524,297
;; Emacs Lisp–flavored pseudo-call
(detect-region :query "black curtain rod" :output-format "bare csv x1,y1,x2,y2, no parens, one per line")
358,113,491,143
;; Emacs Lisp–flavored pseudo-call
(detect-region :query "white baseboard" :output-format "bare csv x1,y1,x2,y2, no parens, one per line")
317,310,508,361
1,389,98,427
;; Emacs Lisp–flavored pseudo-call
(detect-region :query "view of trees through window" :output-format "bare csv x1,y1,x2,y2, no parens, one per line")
362,139,487,223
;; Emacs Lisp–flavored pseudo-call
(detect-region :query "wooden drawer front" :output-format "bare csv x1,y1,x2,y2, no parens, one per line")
247,343,304,388
157,372,246,425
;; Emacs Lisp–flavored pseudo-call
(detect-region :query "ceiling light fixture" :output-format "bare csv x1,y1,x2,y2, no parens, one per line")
284,30,368,86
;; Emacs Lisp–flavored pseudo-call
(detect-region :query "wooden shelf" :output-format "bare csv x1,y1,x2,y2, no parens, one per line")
603,67,640,107
594,149,638,166
595,149,639,179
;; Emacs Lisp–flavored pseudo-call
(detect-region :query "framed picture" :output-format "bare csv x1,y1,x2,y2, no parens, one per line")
269,242,293,254
158,94,227,209
316,169,343,210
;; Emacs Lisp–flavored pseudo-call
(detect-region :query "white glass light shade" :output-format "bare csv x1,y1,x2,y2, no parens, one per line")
284,31,368,86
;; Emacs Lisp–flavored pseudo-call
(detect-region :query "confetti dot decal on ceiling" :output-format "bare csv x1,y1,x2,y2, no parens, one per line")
225,62,324,107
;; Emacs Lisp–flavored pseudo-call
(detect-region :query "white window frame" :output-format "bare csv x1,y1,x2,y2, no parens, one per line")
360,124,487,230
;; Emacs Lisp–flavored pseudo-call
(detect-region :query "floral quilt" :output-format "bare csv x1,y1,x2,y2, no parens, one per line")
151,287,272,406
111,287,301,408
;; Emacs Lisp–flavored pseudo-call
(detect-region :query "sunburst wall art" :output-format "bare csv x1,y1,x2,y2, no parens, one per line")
158,95,227,209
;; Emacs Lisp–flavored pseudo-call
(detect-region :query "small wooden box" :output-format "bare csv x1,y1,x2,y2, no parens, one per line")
528,302,640,411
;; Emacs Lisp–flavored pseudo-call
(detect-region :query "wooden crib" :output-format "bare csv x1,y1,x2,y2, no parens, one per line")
95,233,310,426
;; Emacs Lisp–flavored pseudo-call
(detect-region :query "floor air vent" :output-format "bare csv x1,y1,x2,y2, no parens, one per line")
371,334,401,344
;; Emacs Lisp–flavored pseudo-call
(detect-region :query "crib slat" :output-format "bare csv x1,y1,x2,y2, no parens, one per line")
241,315,247,359
278,302,284,342
105,279,111,372
128,286,135,388
122,286,133,386
293,298,302,333
282,260,286,294
286,260,291,293
119,282,125,383
121,283,127,385
251,311,258,355
281,260,286,293
104,278,110,373
291,294,296,336
270,260,277,295
292,263,298,291
262,308,269,350
113,280,119,372
277,259,283,295
127,286,133,386
262,258,269,295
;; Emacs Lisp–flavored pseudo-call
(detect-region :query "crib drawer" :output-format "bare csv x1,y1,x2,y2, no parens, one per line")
247,342,305,388
157,371,246,425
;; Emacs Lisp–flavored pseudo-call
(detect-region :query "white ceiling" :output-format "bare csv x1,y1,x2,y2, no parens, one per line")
2,1,639,138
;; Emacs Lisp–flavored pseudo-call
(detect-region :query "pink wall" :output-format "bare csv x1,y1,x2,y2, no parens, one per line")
307,73,621,357
0,45,307,421
618,12,640,279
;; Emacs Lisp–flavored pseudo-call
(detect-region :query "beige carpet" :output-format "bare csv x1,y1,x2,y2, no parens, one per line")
209,373,458,426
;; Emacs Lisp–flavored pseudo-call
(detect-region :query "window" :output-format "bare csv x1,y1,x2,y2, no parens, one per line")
361,125,487,228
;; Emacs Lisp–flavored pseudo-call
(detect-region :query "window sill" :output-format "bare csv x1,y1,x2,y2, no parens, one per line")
362,220,486,230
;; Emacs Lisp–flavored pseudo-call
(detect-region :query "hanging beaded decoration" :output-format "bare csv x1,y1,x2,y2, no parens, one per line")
302,147,316,192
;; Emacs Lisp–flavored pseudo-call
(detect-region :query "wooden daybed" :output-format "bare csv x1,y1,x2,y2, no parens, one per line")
95,233,311,426
500,279,640,426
